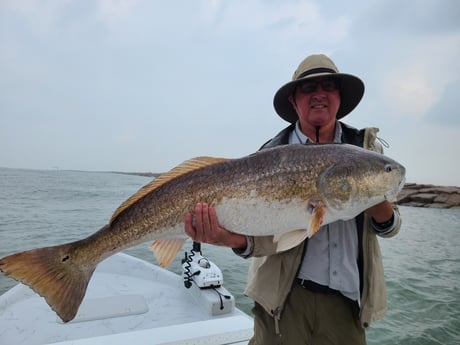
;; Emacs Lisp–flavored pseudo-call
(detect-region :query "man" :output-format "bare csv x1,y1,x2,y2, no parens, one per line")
184,54,401,344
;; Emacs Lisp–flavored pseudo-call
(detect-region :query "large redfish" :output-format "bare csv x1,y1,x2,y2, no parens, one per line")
0,144,405,322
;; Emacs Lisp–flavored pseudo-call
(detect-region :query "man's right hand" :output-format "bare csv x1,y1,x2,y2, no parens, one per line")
184,202,247,249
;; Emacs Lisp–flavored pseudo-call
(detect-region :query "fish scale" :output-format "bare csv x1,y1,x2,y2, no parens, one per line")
0,143,405,322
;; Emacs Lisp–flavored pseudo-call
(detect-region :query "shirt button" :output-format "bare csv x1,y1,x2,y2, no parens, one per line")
332,271,337,276
333,243,338,248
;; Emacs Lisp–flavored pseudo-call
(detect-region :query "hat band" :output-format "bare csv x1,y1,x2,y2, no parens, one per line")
297,67,336,80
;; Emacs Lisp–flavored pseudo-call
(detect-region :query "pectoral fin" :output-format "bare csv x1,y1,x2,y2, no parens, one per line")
273,203,327,253
149,239,187,268
274,229,309,252
307,203,326,237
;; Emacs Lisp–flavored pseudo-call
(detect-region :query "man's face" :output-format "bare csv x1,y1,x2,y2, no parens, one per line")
289,78,341,129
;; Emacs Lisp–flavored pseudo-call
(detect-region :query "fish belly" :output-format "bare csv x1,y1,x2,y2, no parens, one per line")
215,196,313,236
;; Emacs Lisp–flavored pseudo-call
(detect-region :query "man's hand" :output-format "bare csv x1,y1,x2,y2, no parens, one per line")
184,202,247,249
366,200,394,223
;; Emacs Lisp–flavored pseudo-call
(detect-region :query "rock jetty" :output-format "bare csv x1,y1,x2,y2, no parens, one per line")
397,183,460,209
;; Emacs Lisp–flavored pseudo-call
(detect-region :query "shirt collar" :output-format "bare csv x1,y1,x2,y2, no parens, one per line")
293,121,343,144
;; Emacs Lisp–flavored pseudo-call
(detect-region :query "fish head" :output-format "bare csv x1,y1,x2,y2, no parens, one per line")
317,145,406,219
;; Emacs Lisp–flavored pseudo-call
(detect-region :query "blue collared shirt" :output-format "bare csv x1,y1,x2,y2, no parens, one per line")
290,122,361,301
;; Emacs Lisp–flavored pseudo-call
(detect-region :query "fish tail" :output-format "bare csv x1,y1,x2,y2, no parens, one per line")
0,241,96,323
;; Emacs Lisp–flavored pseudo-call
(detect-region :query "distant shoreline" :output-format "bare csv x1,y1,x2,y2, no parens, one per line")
109,171,160,178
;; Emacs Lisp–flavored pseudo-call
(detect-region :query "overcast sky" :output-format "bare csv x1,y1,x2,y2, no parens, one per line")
1,0,459,186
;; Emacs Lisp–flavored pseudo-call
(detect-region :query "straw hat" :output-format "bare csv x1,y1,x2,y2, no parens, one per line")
273,54,365,123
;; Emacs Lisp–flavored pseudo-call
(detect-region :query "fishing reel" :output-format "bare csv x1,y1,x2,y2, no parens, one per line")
182,242,223,289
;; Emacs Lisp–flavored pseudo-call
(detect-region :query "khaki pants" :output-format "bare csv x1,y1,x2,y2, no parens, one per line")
249,283,366,345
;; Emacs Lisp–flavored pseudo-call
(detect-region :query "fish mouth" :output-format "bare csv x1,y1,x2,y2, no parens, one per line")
384,191,397,203
384,176,406,202
398,176,406,191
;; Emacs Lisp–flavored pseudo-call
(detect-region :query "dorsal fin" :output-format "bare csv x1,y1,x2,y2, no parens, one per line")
110,156,228,225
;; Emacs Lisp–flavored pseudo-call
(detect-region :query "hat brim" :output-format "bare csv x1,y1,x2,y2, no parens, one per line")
273,72,365,123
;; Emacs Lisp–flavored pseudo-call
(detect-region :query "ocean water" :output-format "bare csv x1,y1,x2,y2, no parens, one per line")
0,167,459,344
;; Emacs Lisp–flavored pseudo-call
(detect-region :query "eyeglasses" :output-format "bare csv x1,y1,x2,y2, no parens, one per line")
298,79,339,94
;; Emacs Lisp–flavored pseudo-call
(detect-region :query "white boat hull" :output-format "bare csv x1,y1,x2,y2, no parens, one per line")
0,253,253,345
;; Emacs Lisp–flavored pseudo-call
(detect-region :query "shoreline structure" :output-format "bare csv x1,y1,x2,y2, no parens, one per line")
396,183,460,209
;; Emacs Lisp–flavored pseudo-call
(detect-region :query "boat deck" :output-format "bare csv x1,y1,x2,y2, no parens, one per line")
0,253,253,345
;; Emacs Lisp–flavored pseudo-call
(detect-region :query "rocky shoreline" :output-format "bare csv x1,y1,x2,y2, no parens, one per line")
397,183,460,209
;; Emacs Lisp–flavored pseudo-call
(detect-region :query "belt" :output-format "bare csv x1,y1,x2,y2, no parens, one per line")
296,279,342,295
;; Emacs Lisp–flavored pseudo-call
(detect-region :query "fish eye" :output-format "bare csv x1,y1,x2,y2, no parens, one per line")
384,164,392,173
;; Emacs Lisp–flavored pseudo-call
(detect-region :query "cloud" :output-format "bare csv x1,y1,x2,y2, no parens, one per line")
426,79,460,126
358,0,460,35
377,32,460,120
95,0,145,32
196,0,351,46
0,0,73,38
1,0,39,14
389,122,460,186
0,0,459,185
97,0,139,18
381,63,436,118
345,1,460,125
